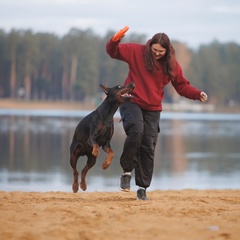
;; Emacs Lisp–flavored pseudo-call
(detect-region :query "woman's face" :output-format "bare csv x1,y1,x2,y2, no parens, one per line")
151,43,166,59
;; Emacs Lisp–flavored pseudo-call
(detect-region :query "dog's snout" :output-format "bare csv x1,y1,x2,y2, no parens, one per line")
129,82,135,88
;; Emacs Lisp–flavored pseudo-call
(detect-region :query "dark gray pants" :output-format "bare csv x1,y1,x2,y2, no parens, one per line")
119,101,160,189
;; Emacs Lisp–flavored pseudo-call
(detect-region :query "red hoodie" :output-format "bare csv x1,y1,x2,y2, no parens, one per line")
106,39,201,111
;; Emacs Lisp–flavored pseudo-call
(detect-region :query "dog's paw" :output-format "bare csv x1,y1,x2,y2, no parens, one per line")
80,181,87,191
72,183,79,193
102,161,111,170
92,149,100,157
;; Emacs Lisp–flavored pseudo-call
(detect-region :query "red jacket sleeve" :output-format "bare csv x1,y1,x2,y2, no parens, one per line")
106,39,132,62
106,39,121,59
171,61,201,100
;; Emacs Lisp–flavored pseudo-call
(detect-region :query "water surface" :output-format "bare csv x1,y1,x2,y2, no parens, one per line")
0,110,239,192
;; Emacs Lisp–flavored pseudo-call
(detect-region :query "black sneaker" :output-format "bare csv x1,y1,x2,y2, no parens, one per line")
120,174,131,192
137,188,150,200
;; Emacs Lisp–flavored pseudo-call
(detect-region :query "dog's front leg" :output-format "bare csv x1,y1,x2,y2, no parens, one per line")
102,145,114,169
89,128,101,157
92,143,100,157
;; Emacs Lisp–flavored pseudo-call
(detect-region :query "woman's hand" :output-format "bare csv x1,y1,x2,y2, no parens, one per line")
200,92,208,103
112,26,129,42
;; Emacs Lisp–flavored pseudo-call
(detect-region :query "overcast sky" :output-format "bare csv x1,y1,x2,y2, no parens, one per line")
1,0,240,49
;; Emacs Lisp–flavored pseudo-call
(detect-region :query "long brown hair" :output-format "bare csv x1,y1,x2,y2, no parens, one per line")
144,33,176,80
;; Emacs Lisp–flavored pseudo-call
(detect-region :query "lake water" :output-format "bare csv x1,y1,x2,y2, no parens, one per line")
0,109,239,192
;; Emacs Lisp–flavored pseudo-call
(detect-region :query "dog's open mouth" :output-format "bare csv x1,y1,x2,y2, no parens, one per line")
121,92,133,98
120,89,133,98
120,82,134,99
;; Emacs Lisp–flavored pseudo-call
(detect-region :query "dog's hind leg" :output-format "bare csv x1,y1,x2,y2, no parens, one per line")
80,154,97,191
70,143,81,193
101,144,114,170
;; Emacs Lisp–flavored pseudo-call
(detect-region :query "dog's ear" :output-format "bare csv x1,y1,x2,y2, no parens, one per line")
100,84,110,95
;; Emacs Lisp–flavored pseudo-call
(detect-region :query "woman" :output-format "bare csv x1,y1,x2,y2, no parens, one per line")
106,31,208,200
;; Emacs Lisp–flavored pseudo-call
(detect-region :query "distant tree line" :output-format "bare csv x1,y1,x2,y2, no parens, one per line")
0,28,239,106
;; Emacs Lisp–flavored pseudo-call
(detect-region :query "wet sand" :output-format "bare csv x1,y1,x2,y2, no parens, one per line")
0,190,239,240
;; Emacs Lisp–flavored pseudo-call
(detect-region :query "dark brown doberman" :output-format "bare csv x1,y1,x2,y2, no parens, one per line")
70,82,135,193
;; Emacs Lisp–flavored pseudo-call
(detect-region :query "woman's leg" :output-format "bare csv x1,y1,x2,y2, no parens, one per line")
119,102,144,191
119,102,144,172
135,110,160,189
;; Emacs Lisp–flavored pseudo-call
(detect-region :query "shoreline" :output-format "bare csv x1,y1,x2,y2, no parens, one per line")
0,99,95,110
1,98,239,113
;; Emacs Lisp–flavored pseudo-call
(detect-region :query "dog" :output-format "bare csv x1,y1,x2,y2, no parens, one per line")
70,82,135,193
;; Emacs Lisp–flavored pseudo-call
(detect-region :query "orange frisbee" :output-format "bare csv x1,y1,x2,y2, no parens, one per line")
112,26,129,42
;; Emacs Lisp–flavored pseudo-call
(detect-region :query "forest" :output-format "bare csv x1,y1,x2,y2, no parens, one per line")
0,28,239,108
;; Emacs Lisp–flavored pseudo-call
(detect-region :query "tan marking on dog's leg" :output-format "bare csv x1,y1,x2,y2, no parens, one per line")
102,148,114,170
92,144,100,157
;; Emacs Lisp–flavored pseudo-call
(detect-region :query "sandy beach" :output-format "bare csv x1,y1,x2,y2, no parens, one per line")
0,190,239,240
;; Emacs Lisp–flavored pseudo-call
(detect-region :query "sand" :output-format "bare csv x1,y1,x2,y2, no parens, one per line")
0,190,239,240
0,99,94,110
